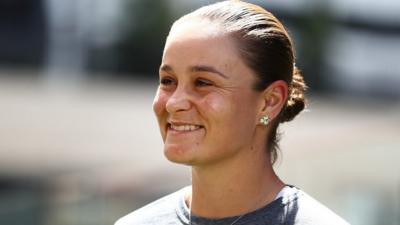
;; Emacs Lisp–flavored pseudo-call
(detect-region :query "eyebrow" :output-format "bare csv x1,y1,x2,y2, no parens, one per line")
159,64,173,73
159,64,228,79
190,65,228,79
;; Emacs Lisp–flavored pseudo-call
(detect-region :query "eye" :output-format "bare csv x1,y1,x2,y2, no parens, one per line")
195,78,213,87
160,77,176,86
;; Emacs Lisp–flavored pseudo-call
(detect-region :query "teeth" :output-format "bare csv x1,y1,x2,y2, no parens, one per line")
170,124,201,131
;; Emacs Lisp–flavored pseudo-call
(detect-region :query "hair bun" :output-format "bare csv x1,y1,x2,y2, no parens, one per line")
281,66,307,122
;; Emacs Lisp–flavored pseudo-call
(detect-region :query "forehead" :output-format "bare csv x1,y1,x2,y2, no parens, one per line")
163,19,243,71
168,18,227,40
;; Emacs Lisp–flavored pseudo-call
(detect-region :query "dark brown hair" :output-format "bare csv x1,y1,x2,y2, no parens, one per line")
174,0,307,164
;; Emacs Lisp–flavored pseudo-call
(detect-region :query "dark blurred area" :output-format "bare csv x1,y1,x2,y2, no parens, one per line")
0,0,47,70
0,1,399,225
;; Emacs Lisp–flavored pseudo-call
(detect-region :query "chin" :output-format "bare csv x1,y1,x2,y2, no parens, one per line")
163,145,196,165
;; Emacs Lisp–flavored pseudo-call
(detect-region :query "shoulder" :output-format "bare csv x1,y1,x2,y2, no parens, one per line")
285,188,350,225
114,187,188,225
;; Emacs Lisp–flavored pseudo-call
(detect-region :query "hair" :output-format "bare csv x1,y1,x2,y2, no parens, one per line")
172,0,307,164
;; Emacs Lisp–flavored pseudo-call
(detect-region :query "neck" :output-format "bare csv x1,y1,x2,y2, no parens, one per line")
187,147,285,219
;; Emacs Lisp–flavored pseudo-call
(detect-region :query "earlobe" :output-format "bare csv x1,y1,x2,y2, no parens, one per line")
259,80,288,120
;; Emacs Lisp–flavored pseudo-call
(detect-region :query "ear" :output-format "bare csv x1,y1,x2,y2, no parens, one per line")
258,80,288,120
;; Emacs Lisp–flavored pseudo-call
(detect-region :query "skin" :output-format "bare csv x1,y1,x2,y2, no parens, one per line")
153,18,288,218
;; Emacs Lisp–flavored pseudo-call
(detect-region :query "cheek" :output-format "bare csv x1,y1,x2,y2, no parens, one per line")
153,89,168,117
201,93,236,120
203,95,224,112
202,92,257,126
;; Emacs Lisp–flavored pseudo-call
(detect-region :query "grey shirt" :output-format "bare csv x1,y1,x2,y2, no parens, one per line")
115,186,350,225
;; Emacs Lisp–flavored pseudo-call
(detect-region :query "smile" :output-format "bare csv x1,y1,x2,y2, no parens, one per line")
168,123,203,132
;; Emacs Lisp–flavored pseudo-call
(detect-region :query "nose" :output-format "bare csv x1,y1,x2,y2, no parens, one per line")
165,85,192,113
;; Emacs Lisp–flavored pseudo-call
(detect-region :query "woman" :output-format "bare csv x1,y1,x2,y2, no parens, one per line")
116,1,349,224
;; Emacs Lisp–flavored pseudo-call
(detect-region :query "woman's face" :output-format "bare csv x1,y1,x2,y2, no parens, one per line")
153,20,264,166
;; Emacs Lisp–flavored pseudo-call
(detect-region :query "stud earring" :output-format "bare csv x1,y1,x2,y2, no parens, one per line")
260,115,269,126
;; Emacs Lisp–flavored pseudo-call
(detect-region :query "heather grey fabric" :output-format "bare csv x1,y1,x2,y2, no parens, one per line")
115,186,350,225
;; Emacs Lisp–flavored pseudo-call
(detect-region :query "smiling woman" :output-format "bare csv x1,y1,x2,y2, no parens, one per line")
156,21,263,166
115,1,349,225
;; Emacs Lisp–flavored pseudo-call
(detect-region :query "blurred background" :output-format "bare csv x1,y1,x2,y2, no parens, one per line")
0,0,399,224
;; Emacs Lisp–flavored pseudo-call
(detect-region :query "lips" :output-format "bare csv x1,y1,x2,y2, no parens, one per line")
167,122,204,132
